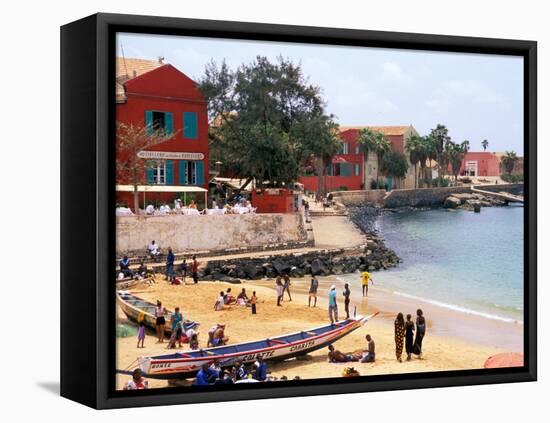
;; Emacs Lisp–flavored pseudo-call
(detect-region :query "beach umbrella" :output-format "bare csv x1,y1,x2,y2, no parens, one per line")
484,352,524,369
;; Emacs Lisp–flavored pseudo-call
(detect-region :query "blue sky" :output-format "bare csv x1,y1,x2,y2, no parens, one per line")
118,33,524,154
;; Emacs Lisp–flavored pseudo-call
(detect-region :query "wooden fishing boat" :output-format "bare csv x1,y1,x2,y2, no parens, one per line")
135,313,378,379
116,290,198,336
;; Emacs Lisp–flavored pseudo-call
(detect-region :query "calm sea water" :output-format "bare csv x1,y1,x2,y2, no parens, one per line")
344,206,524,323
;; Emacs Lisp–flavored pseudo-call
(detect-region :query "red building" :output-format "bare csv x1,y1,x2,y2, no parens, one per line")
299,125,417,192
458,152,501,177
299,128,363,193
115,58,209,209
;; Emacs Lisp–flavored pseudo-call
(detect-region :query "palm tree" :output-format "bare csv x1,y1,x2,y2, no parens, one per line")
481,139,489,152
405,134,427,189
448,142,468,182
373,132,391,184
357,128,378,189
429,124,451,177
501,150,519,175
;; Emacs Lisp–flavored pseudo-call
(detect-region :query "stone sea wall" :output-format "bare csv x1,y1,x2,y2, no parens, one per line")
330,189,386,206
116,213,308,256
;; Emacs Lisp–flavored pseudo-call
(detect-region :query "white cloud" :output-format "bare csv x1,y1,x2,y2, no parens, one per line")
381,62,413,83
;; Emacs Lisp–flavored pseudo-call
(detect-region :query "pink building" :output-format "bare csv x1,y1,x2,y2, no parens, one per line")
459,152,501,177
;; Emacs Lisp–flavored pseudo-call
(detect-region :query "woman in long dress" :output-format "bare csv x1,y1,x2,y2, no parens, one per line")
394,313,405,362
413,309,426,359
405,313,415,361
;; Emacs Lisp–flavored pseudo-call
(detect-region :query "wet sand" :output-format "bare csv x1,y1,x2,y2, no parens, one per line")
116,275,521,390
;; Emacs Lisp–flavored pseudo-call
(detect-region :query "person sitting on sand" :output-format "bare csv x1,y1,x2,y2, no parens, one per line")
189,333,199,350
254,357,268,381
208,324,228,347
194,363,217,386
224,288,236,305
214,291,225,311
237,288,250,305
327,345,358,363
119,256,133,278
236,361,248,380
124,368,149,390
308,275,318,307
360,334,376,363
137,261,148,279
189,200,197,209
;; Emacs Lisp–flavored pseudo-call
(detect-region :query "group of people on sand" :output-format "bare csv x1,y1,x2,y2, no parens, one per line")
214,288,258,313
327,334,376,364
394,309,426,362
136,300,200,350
275,273,292,305
194,356,269,386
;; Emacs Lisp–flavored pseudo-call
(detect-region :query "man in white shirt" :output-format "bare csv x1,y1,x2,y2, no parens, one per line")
145,204,155,215
148,240,160,261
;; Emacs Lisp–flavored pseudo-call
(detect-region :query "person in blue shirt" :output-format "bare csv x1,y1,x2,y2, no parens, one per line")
194,363,216,386
254,357,268,381
165,247,175,282
119,256,133,278
328,285,338,324
171,307,183,348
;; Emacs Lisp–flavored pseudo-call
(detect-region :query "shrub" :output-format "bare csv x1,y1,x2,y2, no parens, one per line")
370,180,387,190
432,176,450,187
501,173,524,183
461,177,472,184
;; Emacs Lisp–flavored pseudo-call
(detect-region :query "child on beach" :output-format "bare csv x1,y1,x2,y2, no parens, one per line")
189,333,199,350
137,320,145,348
251,291,257,314
275,277,284,306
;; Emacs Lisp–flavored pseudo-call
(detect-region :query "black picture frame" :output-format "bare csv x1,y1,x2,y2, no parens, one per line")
60,12,537,409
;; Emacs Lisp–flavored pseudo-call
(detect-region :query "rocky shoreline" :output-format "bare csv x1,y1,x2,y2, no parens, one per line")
201,238,400,283
443,192,509,211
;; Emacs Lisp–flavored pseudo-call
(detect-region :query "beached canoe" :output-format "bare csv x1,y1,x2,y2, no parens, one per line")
135,313,378,379
116,290,198,336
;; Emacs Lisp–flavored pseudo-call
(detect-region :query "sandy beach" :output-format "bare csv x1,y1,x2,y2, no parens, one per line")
116,274,522,390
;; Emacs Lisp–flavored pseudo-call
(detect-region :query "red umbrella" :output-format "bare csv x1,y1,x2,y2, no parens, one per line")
484,352,524,369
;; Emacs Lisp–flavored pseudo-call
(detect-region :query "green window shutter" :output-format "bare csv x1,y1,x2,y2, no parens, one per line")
165,112,174,135
195,161,205,185
166,160,174,185
178,160,187,185
354,163,360,176
340,163,352,177
183,112,198,139
145,111,153,135
146,163,154,184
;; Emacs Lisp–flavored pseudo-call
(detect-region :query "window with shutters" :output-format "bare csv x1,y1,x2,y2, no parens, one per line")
152,161,166,184
354,163,361,176
186,161,197,185
183,112,198,139
145,111,173,136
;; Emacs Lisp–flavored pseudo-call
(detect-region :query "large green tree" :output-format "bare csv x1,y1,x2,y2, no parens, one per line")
199,56,339,192
448,141,469,181
357,128,379,188
381,151,409,189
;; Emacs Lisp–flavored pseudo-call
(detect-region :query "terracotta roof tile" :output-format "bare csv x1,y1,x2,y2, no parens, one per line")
116,57,164,102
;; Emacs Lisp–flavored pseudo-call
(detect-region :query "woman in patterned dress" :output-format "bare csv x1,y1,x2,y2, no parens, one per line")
394,312,406,362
